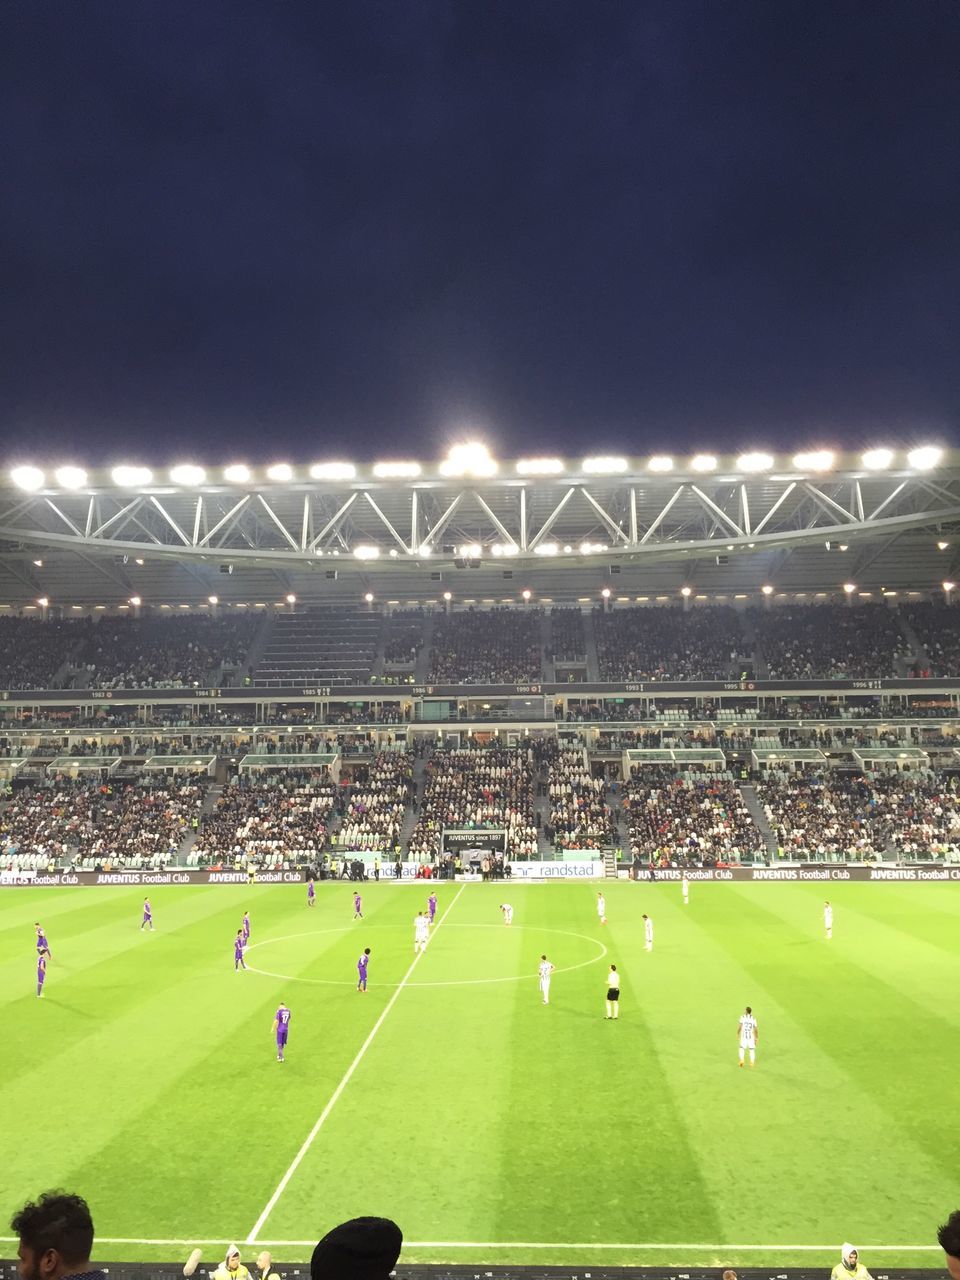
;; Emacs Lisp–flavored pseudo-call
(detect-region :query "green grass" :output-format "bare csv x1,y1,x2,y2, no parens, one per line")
1,880,957,1269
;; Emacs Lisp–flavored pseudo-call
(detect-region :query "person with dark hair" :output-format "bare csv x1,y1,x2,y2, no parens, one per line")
310,1216,402,1280
938,1211,960,1280
10,1190,104,1280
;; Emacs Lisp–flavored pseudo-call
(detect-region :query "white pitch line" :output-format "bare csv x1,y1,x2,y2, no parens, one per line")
244,883,466,1245
0,1237,941,1252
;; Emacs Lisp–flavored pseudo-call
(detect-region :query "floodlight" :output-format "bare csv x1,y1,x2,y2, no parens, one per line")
33,559,43,567
442,591,452,601
516,458,565,475
582,456,628,473
285,593,296,604
112,465,153,486
54,466,87,489
736,452,773,472
690,454,717,472
943,581,955,592
761,584,774,595
129,596,141,607
169,464,206,486
310,462,356,480
373,461,421,478
440,442,497,477
534,542,559,556
861,448,893,470
647,455,674,472
938,541,950,550
792,450,834,471
521,588,532,600
208,595,219,605
843,582,856,594
601,587,611,599
37,597,49,608
491,543,518,556
908,445,942,470
224,464,252,483
11,465,45,490
458,543,482,559
418,544,432,556
364,591,375,603
266,463,294,482
680,586,693,597
353,545,380,560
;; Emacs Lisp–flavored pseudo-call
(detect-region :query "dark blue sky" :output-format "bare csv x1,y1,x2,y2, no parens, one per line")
1,0,958,463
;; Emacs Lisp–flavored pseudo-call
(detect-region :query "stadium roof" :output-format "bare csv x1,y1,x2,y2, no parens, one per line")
2,444,959,605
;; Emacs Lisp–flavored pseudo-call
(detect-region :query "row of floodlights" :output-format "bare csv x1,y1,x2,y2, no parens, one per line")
5,446,946,492
31,582,960,610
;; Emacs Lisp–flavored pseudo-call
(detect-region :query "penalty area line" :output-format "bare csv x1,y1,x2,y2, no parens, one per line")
244,883,466,1245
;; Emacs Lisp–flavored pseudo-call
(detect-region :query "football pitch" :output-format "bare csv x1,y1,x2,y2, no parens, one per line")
1,879,957,1269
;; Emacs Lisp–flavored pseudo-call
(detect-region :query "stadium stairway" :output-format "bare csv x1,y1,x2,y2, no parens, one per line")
897,611,930,670
237,609,275,682
541,610,555,682
582,609,601,681
603,848,618,877
414,612,435,683
738,782,778,858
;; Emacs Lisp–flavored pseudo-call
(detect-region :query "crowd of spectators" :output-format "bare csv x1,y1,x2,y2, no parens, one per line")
902,601,960,676
594,606,742,681
0,616,90,689
429,608,543,683
750,603,910,680
0,778,202,870
545,747,613,849
409,746,538,859
79,615,258,689
335,752,414,851
193,773,336,868
623,766,763,864
383,610,425,666
549,607,586,662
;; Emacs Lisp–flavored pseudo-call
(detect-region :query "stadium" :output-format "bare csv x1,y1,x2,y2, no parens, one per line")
1,443,959,1280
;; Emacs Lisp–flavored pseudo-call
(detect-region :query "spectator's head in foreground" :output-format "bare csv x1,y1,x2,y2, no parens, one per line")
311,1217,402,1280
938,1211,960,1280
10,1192,95,1280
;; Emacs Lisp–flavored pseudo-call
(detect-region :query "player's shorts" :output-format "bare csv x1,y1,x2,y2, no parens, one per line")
739,1039,754,1050
277,1031,288,1047
606,988,619,1001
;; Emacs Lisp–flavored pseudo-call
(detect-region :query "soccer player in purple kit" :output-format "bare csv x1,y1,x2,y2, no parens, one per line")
428,891,437,924
242,910,251,945
140,898,154,931
35,923,51,959
234,929,247,970
353,891,363,919
357,947,370,993
307,877,316,907
272,1002,291,1061
37,953,46,998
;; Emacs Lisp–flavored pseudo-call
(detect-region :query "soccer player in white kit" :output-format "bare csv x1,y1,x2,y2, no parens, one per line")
642,913,653,951
738,1005,758,1067
597,892,606,925
500,903,514,925
824,900,833,940
681,874,689,904
538,954,555,1004
605,964,620,1019
414,911,430,954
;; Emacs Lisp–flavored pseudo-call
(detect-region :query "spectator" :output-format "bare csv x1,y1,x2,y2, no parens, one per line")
430,607,542,683
594,605,742,682
9,1190,106,1280
830,1244,873,1280
310,1217,403,1280
213,1247,250,1280
938,1211,960,1280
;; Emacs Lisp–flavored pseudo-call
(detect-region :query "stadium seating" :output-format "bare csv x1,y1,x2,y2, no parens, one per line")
749,603,911,679
336,751,414,851
79,615,257,689
408,746,538,859
429,608,543,683
901,600,960,675
545,747,614,849
256,607,382,685
0,615,90,689
594,605,743,681
623,767,764,864
192,774,336,868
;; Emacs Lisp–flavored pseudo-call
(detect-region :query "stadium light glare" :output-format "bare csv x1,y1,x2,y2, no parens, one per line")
736,451,773,472
439,442,497,477
129,596,141,607
364,591,375,603
792,449,835,471
353,545,380,560
943,581,955,592
224,464,252,483
458,543,482,558
521,588,532,601
310,462,356,480
647,455,674,472
37,596,49,607
373,461,421,478
54,466,87,489
908,445,942,470
582,455,628,473
266,463,294,482
516,457,565,475
112,465,153,486
861,448,893,470
442,590,452,601
533,542,559,556
601,587,611,599
491,543,518,556
169,464,206,486
207,595,219,605
680,586,693,597
761,584,775,595
690,454,717,472
938,540,950,550
843,582,857,594
417,544,432,556
33,559,43,567
285,593,296,604
11,465,45,490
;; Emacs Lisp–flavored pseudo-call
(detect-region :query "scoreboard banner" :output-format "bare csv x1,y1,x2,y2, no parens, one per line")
442,828,508,854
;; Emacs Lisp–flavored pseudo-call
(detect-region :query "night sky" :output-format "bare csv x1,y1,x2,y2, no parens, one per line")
2,0,958,464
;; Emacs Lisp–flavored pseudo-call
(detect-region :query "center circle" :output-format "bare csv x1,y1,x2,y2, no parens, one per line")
243,923,607,988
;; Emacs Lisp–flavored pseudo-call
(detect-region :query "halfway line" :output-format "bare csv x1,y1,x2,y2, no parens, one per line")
244,884,466,1244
